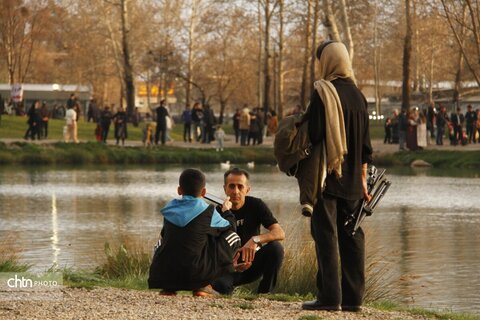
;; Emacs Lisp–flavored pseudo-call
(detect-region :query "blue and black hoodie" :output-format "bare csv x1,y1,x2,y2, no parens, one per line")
148,196,240,291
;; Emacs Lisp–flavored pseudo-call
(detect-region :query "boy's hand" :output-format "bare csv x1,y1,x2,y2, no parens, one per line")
222,196,232,212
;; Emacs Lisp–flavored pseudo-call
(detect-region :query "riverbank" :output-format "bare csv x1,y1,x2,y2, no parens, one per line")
0,138,479,168
1,287,478,320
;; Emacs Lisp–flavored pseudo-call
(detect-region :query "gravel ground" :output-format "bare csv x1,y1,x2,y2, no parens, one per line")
0,287,431,320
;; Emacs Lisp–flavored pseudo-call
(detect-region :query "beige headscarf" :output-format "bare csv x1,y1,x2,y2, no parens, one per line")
314,42,353,180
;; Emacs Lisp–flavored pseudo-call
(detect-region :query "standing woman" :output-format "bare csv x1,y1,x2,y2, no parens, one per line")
112,107,128,145
24,100,40,140
417,111,428,149
302,41,372,312
40,102,50,139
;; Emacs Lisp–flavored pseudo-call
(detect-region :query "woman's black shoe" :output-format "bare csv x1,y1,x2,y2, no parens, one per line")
342,305,362,312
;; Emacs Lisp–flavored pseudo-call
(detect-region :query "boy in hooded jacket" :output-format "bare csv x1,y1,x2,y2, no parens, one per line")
148,168,241,296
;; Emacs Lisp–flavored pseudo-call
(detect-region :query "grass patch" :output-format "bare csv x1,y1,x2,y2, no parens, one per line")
235,302,255,310
0,140,276,166
0,236,31,272
369,301,480,320
389,149,480,168
264,293,308,302
96,241,151,280
298,316,324,320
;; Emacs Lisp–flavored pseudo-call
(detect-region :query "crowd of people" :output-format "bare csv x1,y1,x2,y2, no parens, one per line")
384,102,480,151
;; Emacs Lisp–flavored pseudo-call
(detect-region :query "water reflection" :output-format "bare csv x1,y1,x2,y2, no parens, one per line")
51,193,59,266
0,165,479,314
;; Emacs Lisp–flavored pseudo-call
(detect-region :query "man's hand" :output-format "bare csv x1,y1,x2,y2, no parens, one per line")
233,251,251,272
222,196,232,212
237,238,258,264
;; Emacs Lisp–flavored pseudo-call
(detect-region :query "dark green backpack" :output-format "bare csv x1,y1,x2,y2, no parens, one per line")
273,113,312,176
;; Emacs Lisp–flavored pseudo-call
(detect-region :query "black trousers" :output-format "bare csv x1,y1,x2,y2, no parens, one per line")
211,241,284,294
155,125,166,145
310,194,365,307
183,123,192,142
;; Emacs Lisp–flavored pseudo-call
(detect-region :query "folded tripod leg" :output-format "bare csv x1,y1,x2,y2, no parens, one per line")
347,167,391,236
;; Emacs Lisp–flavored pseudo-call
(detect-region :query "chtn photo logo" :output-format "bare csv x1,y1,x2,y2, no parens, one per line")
1,272,62,290
7,274,34,288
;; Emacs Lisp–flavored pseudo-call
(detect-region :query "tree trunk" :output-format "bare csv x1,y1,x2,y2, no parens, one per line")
339,0,354,61
186,0,199,107
412,0,419,93
323,0,341,42
278,0,284,119
263,0,271,116
428,43,434,104
401,0,412,111
373,0,381,116
300,0,312,110
309,0,320,99
219,99,227,124
453,4,468,109
121,0,135,117
257,0,263,110
102,2,126,107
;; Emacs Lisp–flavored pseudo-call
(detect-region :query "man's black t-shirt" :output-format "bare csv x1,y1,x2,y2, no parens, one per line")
231,196,278,245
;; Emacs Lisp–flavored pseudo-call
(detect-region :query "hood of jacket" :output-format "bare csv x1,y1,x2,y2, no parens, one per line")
161,195,209,227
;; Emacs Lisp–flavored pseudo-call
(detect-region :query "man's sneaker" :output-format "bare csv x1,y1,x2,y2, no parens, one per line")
159,290,177,296
192,285,219,297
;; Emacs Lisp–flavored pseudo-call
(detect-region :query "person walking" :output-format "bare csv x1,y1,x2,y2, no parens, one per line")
191,103,204,142
24,100,41,140
65,104,78,143
465,105,477,144
436,106,447,145
155,100,169,145
99,106,112,144
214,125,225,152
450,107,464,145
40,102,50,139
301,41,373,312
112,107,128,146
239,107,250,146
232,109,241,143
181,104,193,142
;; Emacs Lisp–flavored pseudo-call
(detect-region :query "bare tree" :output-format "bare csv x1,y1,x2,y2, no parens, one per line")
0,1,45,84
441,0,480,86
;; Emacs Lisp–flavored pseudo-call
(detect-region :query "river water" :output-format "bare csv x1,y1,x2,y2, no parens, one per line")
0,165,479,314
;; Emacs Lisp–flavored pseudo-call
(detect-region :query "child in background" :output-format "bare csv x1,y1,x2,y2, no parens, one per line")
148,168,241,296
215,125,225,151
